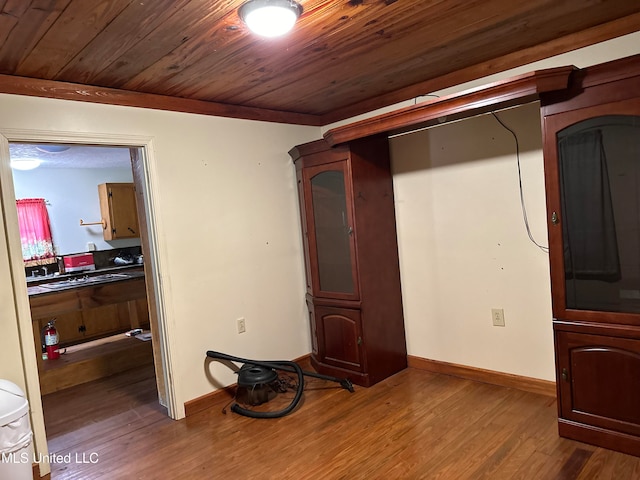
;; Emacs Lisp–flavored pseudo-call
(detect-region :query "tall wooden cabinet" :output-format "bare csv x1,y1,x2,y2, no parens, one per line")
289,135,407,387
540,54,640,457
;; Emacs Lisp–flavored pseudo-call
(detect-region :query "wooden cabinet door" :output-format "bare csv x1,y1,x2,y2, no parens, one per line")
543,97,640,325
303,161,359,300
38,311,85,348
314,305,364,372
99,183,140,240
556,330,640,437
82,304,128,340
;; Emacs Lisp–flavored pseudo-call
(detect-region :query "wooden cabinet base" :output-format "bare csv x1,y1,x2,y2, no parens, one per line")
558,419,640,458
39,335,153,395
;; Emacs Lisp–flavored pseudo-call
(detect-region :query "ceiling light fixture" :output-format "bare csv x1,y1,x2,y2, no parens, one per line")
10,158,42,171
239,0,303,38
35,145,71,154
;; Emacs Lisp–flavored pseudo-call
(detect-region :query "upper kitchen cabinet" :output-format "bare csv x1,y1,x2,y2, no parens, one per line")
290,136,407,387
99,183,139,241
540,54,640,457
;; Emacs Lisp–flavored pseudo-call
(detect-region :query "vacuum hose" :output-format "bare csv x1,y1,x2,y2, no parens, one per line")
206,350,353,418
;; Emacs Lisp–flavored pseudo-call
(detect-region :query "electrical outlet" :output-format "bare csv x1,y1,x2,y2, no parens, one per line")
237,317,246,334
491,308,505,327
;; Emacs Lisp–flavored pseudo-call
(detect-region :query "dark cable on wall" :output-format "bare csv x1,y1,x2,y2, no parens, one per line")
491,111,549,253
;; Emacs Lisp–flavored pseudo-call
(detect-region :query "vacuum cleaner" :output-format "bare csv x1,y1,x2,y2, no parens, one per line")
206,350,354,418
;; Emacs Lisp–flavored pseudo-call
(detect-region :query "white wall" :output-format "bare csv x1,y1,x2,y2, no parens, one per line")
0,214,28,390
391,102,555,380
13,165,140,255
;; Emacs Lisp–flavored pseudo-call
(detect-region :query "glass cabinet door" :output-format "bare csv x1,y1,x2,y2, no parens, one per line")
547,106,640,318
304,162,358,298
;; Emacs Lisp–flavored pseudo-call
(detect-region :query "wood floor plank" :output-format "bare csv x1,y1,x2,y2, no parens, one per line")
41,366,640,479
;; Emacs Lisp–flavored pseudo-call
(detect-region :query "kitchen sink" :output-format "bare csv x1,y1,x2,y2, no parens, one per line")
94,273,130,280
38,272,135,290
39,279,87,290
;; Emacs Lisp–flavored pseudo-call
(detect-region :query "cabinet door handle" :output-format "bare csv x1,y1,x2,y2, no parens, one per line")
551,211,559,225
561,367,568,382
357,336,362,346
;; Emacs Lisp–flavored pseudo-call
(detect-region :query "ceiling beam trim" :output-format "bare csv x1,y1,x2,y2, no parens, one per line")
0,74,323,127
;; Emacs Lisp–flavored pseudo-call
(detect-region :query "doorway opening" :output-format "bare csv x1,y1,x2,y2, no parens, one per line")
0,131,175,475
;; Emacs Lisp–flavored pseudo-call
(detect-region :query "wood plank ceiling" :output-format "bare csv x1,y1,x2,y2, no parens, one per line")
0,0,639,126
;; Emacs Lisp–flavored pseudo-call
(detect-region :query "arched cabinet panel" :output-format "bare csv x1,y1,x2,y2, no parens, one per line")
557,331,640,437
316,306,363,371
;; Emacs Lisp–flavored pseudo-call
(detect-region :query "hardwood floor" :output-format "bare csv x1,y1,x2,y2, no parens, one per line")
41,365,640,479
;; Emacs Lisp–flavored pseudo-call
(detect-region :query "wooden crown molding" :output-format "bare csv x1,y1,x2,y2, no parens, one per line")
0,74,323,127
323,66,575,146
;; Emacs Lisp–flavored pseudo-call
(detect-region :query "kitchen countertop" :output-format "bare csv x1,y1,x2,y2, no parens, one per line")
26,263,142,284
27,265,145,297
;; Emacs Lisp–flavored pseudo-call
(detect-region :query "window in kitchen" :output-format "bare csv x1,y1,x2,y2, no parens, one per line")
16,198,56,266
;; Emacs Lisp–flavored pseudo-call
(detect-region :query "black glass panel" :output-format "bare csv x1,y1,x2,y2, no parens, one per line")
558,115,640,313
310,171,354,294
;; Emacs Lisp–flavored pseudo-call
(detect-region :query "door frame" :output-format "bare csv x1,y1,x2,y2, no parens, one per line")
0,128,177,474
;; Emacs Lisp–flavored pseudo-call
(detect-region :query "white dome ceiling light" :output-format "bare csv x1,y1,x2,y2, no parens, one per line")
239,0,303,38
10,158,43,171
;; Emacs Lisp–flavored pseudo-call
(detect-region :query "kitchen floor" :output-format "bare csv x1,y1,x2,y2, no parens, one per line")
41,364,166,477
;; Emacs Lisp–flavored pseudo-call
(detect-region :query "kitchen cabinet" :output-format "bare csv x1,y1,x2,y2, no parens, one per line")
99,183,139,240
540,54,640,456
29,271,151,393
290,135,407,387
29,271,149,346
33,298,148,348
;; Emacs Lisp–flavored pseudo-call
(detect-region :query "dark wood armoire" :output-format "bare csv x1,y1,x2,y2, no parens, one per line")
540,54,640,457
289,135,407,387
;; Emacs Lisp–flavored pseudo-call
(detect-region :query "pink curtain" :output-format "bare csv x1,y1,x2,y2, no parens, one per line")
16,198,55,264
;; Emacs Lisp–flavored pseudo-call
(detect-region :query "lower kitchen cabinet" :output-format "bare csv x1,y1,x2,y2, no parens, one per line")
555,325,640,455
33,298,148,348
30,275,152,394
